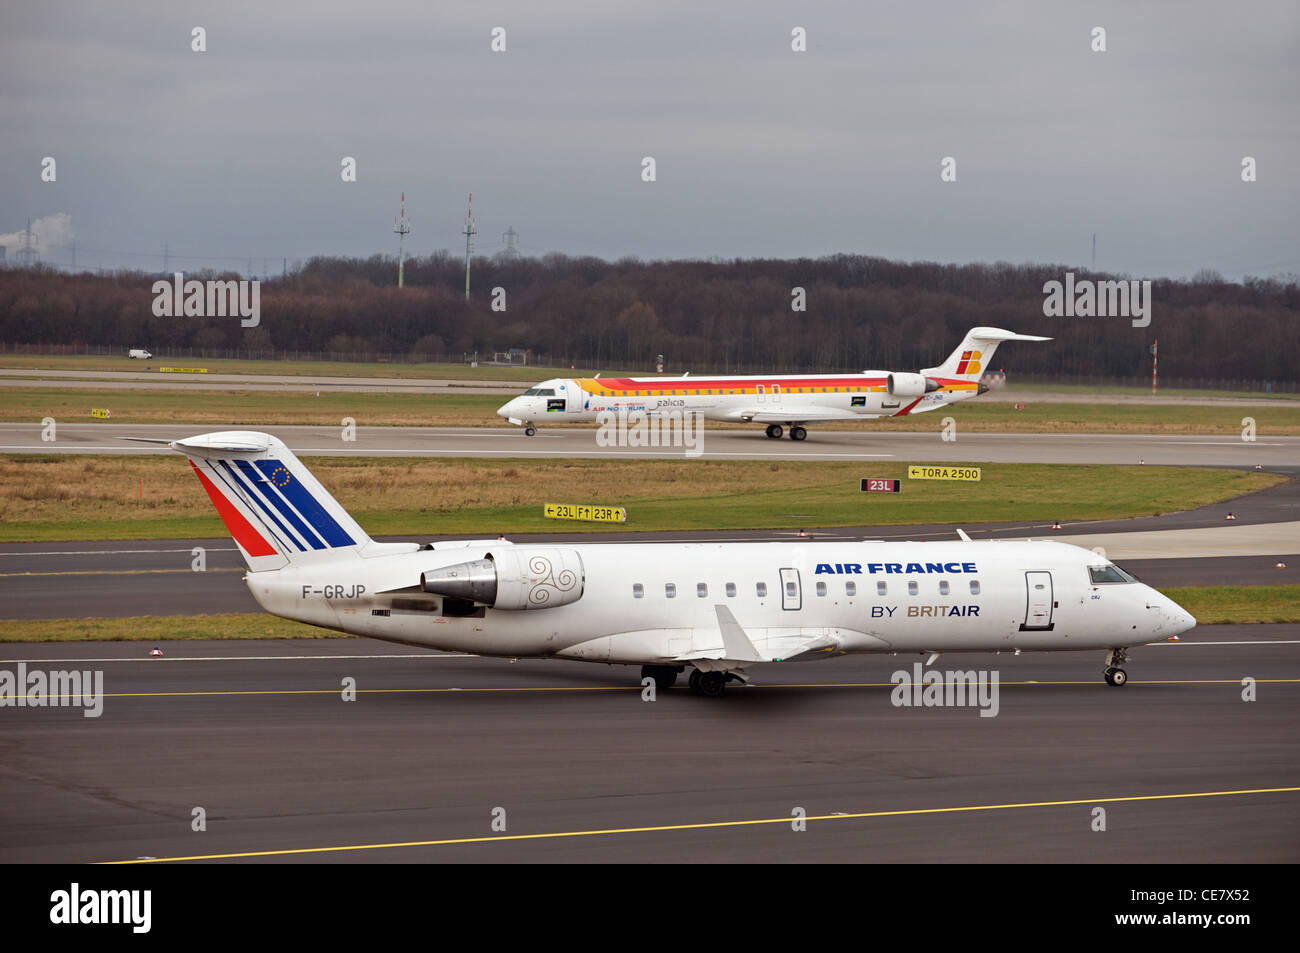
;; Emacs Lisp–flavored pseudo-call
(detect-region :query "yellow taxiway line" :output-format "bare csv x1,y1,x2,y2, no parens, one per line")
102,786,1300,863
13,677,1300,703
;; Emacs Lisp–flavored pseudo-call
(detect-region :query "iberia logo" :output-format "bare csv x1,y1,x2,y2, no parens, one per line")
271,466,291,488
955,350,982,375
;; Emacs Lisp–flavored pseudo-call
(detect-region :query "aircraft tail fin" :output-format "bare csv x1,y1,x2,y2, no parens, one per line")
170,431,413,571
921,327,1051,382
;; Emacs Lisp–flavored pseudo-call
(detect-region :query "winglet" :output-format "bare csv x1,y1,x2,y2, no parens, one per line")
714,605,765,662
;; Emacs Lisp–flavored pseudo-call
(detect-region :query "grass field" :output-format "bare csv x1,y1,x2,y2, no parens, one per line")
0,454,1282,541
4,386,1300,433
4,585,1296,640
1159,585,1300,624
0,614,340,642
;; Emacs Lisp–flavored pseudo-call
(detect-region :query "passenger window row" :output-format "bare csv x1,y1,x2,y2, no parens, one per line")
632,579,981,598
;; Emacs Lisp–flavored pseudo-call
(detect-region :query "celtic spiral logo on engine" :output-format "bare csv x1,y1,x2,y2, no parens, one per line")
527,555,578,606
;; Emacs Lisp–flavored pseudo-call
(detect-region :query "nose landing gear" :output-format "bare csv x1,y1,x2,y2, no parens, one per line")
1103,648,1130,686
523,425,536,436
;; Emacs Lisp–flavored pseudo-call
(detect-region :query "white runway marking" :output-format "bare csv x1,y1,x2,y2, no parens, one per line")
0,443,896,457
1148,640,1300,647
291,448,898,458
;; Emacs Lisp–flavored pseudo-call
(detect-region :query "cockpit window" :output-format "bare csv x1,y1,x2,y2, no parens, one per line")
1089,564,1138,584
534,388,555,396
522,388,539,396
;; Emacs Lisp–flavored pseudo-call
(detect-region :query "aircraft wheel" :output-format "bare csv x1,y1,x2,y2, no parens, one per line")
524,426,536,436
765,424,783,439
688,669,702,693
695,671,727,698
641,665,678,690
790,426,808,441
1106,667,1128,687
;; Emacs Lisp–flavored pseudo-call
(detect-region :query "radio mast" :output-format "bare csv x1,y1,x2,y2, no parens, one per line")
462,192,476,300
394,192,411,288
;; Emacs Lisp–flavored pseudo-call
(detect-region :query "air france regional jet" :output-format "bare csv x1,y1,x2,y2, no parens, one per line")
497,326,1049,439
160,430,1194,696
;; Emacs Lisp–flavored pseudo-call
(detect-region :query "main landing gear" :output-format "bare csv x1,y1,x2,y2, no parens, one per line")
641,665,683,690
1103,648,1130,686
641,665,733,697
687,668,729,697
764,424,807,441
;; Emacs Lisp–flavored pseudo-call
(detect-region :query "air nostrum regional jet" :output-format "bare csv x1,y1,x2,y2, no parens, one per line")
151,430,1195,697
497,326,1049,439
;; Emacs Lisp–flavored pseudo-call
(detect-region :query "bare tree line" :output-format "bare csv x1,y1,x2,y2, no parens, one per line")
0,254,1295,381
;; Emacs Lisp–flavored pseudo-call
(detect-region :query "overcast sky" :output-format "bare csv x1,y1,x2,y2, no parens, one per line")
3,1,1297,279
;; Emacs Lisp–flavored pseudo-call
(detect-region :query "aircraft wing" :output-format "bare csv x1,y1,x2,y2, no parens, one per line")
671,606,841,668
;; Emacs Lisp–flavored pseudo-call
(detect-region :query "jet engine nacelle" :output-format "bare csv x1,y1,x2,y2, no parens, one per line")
886,372,940,397
420,548,585,610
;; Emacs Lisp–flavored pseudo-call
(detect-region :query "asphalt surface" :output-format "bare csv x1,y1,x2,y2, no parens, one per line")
1,628,1296,863
3,421,1298,468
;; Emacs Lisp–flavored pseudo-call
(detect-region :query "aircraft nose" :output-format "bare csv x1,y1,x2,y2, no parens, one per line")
1168,603,1197,636
1151,589,1196,636
497,399,516,418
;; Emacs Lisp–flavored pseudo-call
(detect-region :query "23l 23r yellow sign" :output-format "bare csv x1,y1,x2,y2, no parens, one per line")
544,503,627,523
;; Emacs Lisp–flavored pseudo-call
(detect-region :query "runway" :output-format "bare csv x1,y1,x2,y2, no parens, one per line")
1,630,1296,863
3,421,1299,468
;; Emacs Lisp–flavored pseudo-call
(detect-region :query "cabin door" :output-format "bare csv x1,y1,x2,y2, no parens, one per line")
1021,571,1054,630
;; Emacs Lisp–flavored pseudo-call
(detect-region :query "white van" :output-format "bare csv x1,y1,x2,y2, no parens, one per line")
128,349,152,360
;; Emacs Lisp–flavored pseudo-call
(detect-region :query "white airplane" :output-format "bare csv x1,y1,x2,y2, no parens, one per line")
497,326,1049,439
162,430,1194,696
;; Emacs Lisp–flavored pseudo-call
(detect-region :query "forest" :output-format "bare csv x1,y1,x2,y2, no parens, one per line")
0,254,1296,381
